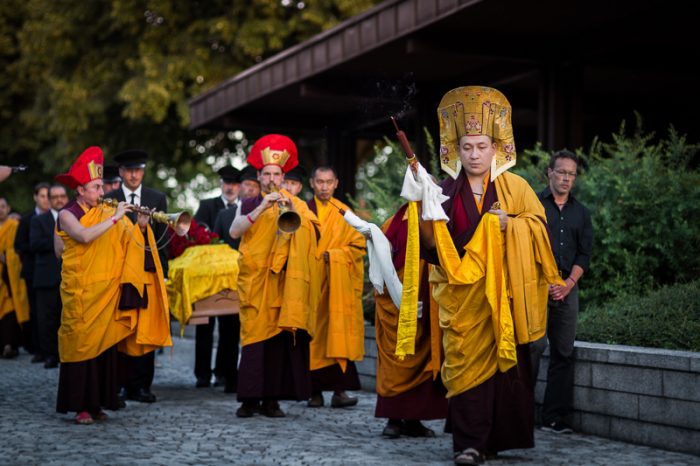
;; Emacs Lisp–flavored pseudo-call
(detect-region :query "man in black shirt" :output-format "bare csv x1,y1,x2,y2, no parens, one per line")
531,149,593,434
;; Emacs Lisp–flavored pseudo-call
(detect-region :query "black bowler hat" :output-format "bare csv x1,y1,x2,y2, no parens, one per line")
284,165,307,182
239,165,259,183
103,164,121,183
113,149,148,168
217,166,241,183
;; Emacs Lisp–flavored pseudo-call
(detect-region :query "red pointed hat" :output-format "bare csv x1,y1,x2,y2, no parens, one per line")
246,134,298,173
55,146,104,189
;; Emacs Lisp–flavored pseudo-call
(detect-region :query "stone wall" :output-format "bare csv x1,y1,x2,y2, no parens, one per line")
356,326,700,456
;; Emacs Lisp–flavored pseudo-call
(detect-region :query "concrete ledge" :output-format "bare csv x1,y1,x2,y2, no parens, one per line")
358,325,700,456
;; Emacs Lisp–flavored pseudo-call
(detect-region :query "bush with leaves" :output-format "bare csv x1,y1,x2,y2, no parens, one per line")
576,280,700,351
516,118,700,308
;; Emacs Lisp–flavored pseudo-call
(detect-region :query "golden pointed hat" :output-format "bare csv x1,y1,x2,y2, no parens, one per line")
437,86,516,180
247,134,298,173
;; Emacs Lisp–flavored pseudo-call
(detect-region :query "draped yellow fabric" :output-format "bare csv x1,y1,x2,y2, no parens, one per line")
494,172,565,344
432,214,516,397
237,191,320,347
309,197,366,372
430,171,564,398
394,201,419,358
117,224,173,356
376,263,443,397
0,219,29,323
167,244,240,333
58,205,134,363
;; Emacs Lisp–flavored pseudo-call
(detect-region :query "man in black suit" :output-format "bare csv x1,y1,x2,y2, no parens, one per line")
14,182,50,361
194,166,240,230
29,184,68,369
105,149,167,403
193,166,240,391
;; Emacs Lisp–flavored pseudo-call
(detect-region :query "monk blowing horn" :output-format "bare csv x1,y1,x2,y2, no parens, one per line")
99,198,192,237
268,186,301,234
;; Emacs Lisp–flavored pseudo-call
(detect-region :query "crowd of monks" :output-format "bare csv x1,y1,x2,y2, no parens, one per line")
0,85,566,465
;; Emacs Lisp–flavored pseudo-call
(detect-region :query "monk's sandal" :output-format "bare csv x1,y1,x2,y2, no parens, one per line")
454,448,485,465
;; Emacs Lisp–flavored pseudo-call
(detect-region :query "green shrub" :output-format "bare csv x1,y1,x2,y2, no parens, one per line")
576,280,700,351
516,118,700,308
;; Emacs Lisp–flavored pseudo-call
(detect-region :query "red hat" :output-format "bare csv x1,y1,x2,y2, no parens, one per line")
55,146,104,189
247,134,298,173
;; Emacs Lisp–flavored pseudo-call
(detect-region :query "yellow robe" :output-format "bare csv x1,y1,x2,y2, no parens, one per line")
430,172,564,398
58,204,171,363
237,191,320,347
309,198,366,373
0,219,29,323
117,224,173,356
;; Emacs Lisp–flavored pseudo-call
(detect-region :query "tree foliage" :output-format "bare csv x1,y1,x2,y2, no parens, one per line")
0,0,379,211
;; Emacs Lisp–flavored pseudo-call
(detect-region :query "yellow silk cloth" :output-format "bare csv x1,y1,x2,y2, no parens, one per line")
0,219,29,323
167,244,240,333
395,201,420,359
237,191,320,347
118,224,172,356
430,171,564,398
309,198,366,372
58,205,170,362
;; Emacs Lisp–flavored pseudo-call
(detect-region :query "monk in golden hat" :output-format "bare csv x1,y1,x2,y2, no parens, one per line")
304,166,366,409
53,146,171,425
417,87,565,464
230,134,321,418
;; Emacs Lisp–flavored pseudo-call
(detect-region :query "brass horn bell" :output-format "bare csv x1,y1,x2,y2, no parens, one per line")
269,186,301,234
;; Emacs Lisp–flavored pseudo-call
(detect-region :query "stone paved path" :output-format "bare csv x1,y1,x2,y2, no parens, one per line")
1,336,698,465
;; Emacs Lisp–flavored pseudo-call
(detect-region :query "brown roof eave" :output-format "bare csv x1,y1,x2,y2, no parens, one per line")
188,0,484,129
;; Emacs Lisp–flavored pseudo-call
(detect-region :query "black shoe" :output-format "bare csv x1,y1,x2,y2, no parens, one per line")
261,400,285,418
127,388,157,403
307,392,324,408
381,419,403,438
541,421,573,434
401,420,436,438
2,344,18,359
43,356,58,369
196,377,211,388
330,392,358,408
213,376,226,387
31,354,45,363
236,401,259,418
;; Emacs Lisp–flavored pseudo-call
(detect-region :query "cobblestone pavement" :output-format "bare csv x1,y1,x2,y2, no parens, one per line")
1,336,698,466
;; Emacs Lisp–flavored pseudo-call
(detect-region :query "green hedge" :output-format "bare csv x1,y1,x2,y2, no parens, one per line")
576,280,700,351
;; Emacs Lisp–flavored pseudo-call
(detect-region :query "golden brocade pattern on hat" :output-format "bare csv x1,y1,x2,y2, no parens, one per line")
437,86,516,180
260,147,291,167
87,160,103,181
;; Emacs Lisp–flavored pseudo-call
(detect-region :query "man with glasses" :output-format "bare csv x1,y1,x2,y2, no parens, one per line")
531,149,593,434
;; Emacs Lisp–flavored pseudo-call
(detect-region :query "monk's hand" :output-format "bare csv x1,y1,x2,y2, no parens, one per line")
261,192,281,210
114,201,130,220
488,208,508,231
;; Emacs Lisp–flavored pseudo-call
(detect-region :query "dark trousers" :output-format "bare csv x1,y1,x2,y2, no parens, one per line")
35,286,62,359
120,351,155,392
195,314,239,389
22,285,39,354
530,285,579,424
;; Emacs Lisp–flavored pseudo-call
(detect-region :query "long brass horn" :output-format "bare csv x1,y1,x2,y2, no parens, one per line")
269,186,301,234
100,198,192,236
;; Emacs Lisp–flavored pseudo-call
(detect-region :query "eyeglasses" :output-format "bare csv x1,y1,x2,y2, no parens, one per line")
553,169,577,178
